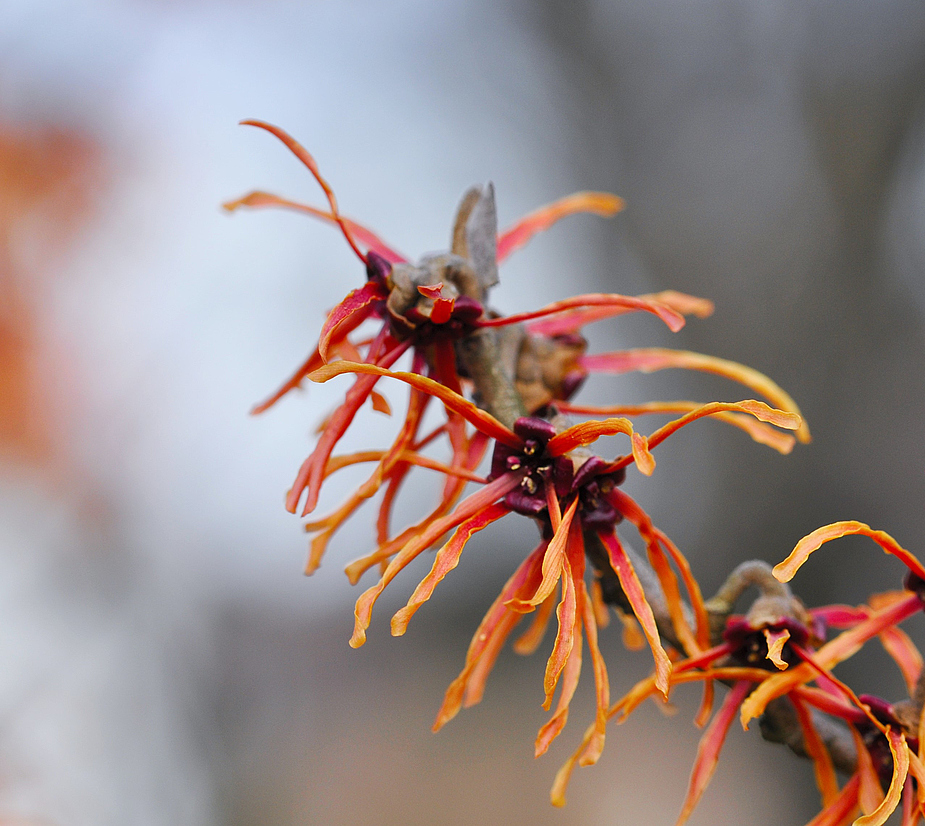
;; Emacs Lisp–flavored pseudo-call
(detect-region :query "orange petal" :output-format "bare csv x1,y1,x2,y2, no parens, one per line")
644,400,802,453
558,400,798,455
496,191,624,263
576,580,610,767
434,544,546,730
309,360,521,448
506,499,578,612
675,680,752,826
580,347,810,443
535,573,582,756
610,489,699,655
548,417,654,475
540,546,579,710
774,521,925,585
390,502,510,635
349,472,523,648
513,590,557,655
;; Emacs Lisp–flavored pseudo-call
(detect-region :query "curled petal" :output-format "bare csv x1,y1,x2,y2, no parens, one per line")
222,190,409,263
507,498,579,612
580,347,810,443
558,400,798,455
764,628,791,670
479,293,687,333
855,730,909,826
496,191,624,263
576,580,610,766
547,417,654,475
644,400,802,453
309,360,521,448
535,568,581,755
675,680,752,826
773,522,925,585
434,544,547,730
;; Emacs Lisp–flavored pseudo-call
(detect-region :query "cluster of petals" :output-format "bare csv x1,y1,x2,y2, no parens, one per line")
229,122,816,783
551,521,925,826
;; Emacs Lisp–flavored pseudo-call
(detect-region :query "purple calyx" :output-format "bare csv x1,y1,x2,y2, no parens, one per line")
488,419,626,531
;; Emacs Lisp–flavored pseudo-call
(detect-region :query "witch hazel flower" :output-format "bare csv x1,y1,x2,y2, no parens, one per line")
306,357,801,761
226,120,716,568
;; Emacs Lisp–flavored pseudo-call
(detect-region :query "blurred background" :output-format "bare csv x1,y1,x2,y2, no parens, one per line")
1,1,925,823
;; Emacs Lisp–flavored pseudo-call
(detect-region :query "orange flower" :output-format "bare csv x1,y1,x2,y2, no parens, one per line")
307,360,801,760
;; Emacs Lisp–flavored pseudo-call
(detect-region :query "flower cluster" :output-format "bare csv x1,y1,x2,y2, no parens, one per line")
229,122,925,825
550,523,925,826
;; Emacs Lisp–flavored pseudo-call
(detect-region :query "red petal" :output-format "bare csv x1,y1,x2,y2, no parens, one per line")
598,529,672,697
318,281,385,361
238,121,369,263
675,680,752,826
790,693,840,807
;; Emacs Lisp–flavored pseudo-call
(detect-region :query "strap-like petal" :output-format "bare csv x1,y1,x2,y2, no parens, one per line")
496,191,624,263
